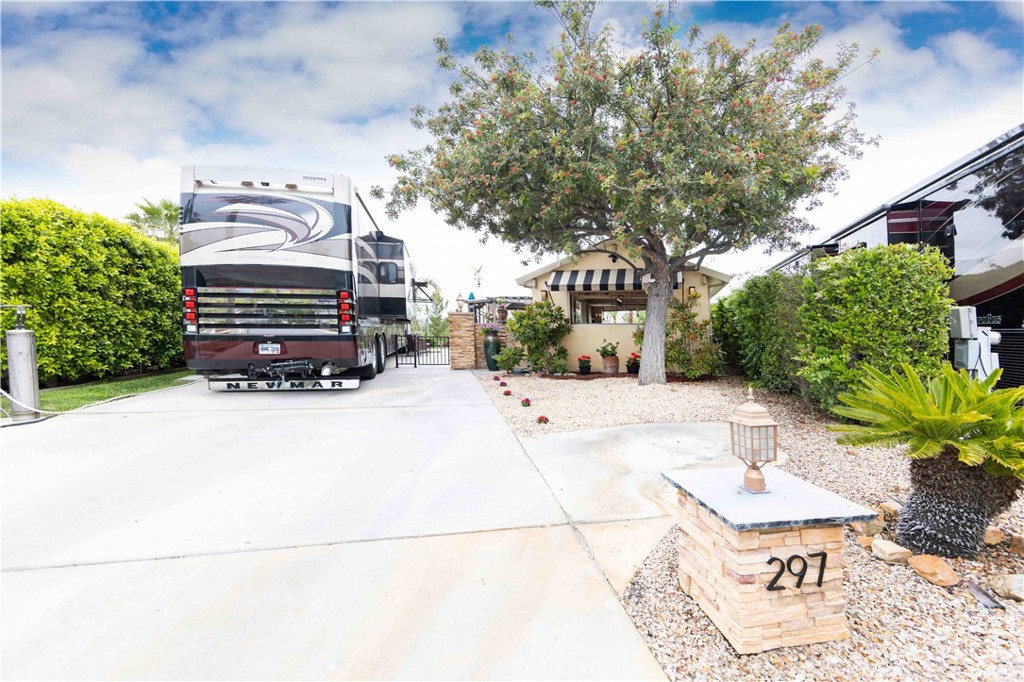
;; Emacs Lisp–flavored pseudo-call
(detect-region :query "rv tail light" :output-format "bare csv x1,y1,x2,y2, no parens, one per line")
340,325,353,334
338,291,351,300
185,324,198,333
339,303,352,311
184,300,197,309
185,311,197,321
340,314,352,323
184,288,196,297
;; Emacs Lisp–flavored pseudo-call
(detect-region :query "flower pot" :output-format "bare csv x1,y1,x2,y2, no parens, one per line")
602,356,619,374
579,366,591,376
483,334,501,371
627,364,639,375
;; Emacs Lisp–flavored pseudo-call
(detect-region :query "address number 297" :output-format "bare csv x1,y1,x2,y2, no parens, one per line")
766,552,828,591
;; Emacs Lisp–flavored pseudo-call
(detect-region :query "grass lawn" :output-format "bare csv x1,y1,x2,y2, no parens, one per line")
2,369,194,415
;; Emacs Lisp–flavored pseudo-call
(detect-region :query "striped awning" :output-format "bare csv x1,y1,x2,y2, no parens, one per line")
547,269,683,292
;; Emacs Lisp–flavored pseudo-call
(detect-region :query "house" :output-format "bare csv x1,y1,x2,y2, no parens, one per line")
515,241,731,370
771,124,1024,388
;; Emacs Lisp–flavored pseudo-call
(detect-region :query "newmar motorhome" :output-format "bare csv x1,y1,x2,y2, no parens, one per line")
179,165,410,390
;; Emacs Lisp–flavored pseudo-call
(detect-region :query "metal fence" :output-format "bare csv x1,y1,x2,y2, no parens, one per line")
395,335,450,367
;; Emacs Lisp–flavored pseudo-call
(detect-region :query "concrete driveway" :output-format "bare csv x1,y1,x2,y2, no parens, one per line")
2,366,667,680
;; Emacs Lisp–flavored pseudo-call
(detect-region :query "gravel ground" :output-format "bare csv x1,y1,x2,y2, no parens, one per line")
476,371,1024,681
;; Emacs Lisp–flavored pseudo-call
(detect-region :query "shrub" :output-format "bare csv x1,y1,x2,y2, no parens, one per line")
710,295,741,371
831,363,1024,558
634,293,721,379
493,346,525,373
727,271,803,392
797,244,953,412
505,301,572,373
1,199,183,385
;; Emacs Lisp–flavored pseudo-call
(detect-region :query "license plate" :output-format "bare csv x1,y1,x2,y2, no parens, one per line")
257,343,281,355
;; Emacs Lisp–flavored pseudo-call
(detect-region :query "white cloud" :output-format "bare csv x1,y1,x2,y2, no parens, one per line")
994,0,1024,25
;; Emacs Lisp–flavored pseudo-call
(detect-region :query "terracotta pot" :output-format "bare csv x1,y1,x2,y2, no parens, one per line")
601,355,619,374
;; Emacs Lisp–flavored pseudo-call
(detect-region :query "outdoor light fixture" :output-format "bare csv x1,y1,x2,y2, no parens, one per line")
727,388,779,493
456,294,466,312
688,286,698,297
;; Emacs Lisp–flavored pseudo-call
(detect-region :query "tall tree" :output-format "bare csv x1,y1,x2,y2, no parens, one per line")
375,0,874,384
125,198,180,243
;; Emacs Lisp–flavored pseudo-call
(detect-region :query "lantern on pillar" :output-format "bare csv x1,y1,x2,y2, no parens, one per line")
727,388,779,492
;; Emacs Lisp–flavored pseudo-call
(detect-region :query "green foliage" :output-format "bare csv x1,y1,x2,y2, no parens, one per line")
377,0,874,384
493,346,525,373
710,295,740,370
124,198,180,243
1,199,183,385
831,364,1024,481
596,339,619,358
724,271,803,391
505,301,572,373
797,244,953,411
635,293,721,378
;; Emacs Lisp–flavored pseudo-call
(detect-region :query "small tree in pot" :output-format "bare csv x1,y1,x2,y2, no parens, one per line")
830,363,1024,559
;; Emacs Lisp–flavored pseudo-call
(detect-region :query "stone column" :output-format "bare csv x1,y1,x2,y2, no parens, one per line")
663,467,876,654
448,312,477,370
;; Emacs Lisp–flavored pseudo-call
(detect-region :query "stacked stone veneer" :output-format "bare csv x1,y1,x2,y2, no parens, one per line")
665,467,876,655
675,491,846,653
448,312,513,370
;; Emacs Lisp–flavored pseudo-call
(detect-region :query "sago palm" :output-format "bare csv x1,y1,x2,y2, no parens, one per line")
829,363,1024,558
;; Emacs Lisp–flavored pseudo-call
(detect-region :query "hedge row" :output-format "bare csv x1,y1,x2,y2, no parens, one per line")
713,244,953,412
1,198,183,386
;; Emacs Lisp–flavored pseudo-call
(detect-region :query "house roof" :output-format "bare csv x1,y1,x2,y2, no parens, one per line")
515,241,732,289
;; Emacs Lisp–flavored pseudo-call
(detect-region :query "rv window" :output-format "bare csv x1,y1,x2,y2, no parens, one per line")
378,262,399,284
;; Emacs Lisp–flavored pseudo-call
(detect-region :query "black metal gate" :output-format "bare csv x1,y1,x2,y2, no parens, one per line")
395,335,450,367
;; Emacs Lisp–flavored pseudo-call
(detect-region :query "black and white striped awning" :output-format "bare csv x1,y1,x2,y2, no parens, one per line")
547,269,683,292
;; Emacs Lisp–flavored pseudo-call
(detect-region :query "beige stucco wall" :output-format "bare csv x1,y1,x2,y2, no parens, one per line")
521,249,718,371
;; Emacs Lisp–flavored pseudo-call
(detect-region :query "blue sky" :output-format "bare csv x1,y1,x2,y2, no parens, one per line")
2,1,1022,298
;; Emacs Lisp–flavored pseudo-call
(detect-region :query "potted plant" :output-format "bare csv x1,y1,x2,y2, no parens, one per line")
495,298,508,322
480,322,503,371
578,354,592,376
626,352,640,374
831,363,1024,559
596,339,620,374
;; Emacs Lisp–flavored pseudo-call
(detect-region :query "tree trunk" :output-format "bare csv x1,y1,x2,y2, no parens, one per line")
638,260,672,386
896,446,1022,559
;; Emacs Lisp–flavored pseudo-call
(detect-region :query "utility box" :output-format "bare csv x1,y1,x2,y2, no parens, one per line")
949,306,978,339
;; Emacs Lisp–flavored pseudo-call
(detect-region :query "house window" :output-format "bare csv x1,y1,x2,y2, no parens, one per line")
570,291,647,324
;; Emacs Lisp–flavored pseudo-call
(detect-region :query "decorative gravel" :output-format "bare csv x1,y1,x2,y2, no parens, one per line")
476,371,1024,681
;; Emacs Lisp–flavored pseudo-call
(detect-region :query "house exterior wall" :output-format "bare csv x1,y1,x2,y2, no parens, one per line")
525,250,716,371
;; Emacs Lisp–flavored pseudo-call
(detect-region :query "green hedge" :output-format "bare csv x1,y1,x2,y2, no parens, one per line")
797,244,953,411
1,199,183,385
716,271,803,392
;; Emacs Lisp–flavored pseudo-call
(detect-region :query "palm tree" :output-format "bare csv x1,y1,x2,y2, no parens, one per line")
125,198,179,243
830,364,1024,558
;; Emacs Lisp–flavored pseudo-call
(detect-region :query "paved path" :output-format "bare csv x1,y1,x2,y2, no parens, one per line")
2,367,669,680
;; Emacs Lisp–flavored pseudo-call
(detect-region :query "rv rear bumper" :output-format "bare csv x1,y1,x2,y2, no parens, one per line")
184,337,358,372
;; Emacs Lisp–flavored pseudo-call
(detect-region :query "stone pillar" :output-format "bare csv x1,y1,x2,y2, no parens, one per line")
449,312,477,370
663,467,876,655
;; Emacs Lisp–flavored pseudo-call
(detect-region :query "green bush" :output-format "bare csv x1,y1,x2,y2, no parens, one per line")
493,346,525,373
797,244,953,412
727,271,803,392
634,293,721,379
1,199,183,385
710,295,741,371
505,301,572,373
